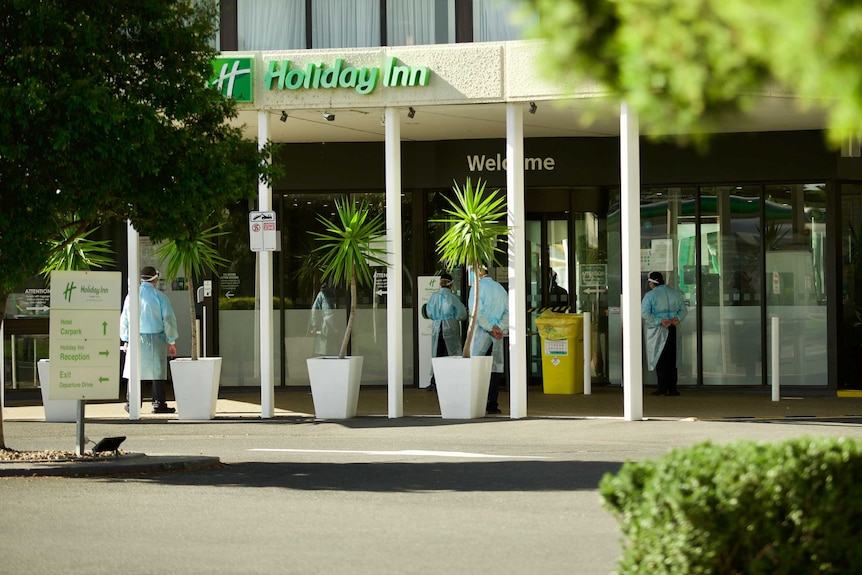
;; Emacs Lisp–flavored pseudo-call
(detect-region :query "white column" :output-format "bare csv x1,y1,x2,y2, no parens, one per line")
620,102,643,421
126,221,141,420
506,103,528,419
258,111,274,418
385,107,404,418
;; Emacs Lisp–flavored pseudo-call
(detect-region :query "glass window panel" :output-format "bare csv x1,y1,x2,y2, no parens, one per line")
473,0,536,42
387,0,452,45
192,0,220,50
640,188,698,386
312,0,380,48
237,0,305,50
699,186,762,385
764,184,827,387
841,184,862,389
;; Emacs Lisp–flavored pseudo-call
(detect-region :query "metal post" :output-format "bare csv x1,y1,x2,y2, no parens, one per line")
258,111,274,419
771,316,780,401
75,400,86,456
11,335,17,389
583,311,591,395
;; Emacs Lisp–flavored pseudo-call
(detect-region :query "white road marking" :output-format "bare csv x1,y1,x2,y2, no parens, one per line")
249,448,549,459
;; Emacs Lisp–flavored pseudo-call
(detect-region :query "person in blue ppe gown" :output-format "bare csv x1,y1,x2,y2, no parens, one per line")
641,271,687,396
120,266,179,413
310,282,341,356
425,272,468,391
469,266,509,414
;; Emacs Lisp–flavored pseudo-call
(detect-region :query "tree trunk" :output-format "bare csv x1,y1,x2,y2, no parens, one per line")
462,261,481,358
340,272,356,359
188,276,198,361
0,316,6,448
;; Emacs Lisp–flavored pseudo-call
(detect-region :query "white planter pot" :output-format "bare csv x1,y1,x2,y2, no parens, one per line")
169,357,222,420
306,356,363,419
37,360,78,422
431,356,493,419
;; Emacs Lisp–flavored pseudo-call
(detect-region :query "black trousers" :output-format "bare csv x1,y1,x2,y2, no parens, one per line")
655,325,678,394
429,334,448,386
483,344,503,409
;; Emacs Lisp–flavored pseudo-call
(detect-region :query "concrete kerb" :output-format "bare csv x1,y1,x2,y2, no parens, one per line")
0,453,221,478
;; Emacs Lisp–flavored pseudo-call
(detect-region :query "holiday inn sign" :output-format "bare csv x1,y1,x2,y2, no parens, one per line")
211,56,431,102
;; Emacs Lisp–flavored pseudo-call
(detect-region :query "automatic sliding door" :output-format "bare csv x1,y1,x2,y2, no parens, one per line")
700,186,763,385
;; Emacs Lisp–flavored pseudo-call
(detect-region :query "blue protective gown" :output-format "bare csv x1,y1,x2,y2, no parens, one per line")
641,284,687,371
426,286,468,357
469,275,509,373
120,281,179,380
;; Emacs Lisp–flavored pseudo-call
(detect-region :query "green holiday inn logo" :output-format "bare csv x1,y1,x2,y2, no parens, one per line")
211,58,253,102
264,56,430,95
210,55,430,100
63,281,76,303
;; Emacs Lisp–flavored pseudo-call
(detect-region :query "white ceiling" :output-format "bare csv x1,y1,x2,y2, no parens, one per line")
232,95,830,144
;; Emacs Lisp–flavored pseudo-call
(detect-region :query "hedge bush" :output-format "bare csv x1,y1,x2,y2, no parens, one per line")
599,436,862,575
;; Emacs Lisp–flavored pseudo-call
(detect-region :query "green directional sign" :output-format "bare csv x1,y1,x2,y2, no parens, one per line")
49,271,121,400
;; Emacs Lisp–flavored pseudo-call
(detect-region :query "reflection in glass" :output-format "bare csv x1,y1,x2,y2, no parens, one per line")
640,188,697,386
841,184,862,388
764,184,827,386
700,186,762,385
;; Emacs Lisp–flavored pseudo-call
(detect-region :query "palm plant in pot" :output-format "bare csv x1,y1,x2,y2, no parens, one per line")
431,178,509,418
307,197,388,418
154,223,228,420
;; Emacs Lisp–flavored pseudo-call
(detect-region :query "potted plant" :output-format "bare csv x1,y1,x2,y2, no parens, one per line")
306,197,388,418
38,218,114,422
154,223,228,420
431,178,509,418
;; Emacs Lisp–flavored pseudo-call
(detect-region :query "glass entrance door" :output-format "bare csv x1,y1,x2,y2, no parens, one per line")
526,212,610,385
526,217,571,383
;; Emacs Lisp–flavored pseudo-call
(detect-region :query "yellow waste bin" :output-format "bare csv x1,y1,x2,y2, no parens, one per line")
534,311,584,394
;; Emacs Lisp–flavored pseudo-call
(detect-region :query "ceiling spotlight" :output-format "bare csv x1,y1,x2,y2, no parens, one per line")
529,102,537,115
280,111,288,122
407,107,416,119
323,112,335,121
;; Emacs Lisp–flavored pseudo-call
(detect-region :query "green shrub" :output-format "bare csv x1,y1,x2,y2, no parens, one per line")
599,437,862,575
218,296,290,310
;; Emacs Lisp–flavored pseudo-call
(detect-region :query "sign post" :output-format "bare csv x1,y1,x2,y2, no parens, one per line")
49,271,122,455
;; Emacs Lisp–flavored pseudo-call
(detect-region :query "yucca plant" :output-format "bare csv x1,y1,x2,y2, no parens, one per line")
153,224,228,361
40,217,114,277
433,178,509,357
311,197,388,359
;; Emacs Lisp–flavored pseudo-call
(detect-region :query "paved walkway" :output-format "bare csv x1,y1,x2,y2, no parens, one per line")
6,385,862,422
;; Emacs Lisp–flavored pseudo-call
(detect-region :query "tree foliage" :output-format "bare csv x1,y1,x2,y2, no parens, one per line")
0,0,274,302
432,178,508,357
0,0,276,447
527,0,862,144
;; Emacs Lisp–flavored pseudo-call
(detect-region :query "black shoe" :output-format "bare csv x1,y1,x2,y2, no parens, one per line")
124,404,130,413
426,383,437,392
667,390,681,396
650,390,667,396
486,407,502,415
152,405,176,414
